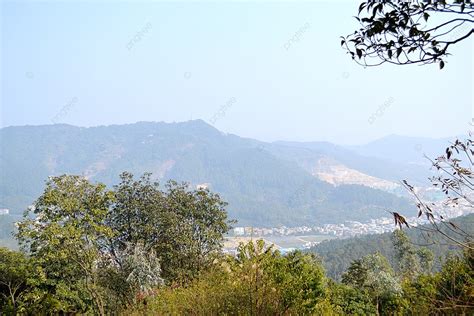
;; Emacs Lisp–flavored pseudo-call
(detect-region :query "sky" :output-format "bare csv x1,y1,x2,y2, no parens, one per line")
1,0,473,145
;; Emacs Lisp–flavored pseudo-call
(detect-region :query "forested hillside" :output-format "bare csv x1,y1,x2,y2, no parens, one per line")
0,121,418,226
311,214,474,280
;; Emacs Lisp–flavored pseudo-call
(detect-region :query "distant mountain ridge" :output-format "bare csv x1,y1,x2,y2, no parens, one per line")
348,134,457,166
1,120,451,226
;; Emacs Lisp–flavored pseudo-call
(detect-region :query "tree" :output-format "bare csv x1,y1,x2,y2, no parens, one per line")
342,253,402,315
107,172,164,263
155,180,232,282
402,249,474,313
342,1,474,69
0,248,33,314
433,249,474,312
13,172,233,313
16,175,115,315
327,281,376,315
234,240,326,314
99,242,165,312
132,240,327,315
392,229,421,279
108,172,233,283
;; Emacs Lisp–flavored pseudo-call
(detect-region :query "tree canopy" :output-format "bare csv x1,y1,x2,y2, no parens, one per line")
342,1,474,68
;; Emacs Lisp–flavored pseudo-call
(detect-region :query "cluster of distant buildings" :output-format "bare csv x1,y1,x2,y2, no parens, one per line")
232,226,312,237
231,206,473,239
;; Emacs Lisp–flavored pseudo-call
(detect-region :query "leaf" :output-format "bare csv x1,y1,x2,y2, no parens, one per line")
356,48,363,59
392,212,409,229
423,12,429,22
439,60,445,70
446,147,451,159
396,47,402,58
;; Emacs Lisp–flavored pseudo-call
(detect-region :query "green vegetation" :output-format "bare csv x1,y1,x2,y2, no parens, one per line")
2,172,231,314
0,172,472,314
0,122,417,226
311,214,474,280
131,241,326,315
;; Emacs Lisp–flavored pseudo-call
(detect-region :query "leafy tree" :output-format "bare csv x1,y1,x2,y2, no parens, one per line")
341,258,367,286
391,229,421,279
432,249,473,312
100,242,164,311
16,175,115,315
108,172,232,283
153,179,232,282
121,243,164,295
417,247,435,275
107,172,163,262
400,274,438,315
401,249,474,314
326,281,376,315
342,1,474,68
342,253,402,315
234,240,326,314
0,248,33,314
134,240,327,315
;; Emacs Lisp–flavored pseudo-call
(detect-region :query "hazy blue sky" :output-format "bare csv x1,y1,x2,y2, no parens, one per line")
1,0,472,145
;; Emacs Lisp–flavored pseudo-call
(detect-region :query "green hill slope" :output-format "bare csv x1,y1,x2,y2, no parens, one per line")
0,121,416,226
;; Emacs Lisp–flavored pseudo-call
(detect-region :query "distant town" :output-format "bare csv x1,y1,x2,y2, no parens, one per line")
225,205,473,253
231,210,472,238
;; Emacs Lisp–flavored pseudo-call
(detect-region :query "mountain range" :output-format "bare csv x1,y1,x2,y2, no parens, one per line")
0,120,453,226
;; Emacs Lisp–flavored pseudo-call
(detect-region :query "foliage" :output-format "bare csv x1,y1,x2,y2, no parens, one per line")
108,172,232,283
326,281,376,315
342,253,402,315
131,240,328,315
342,1,474,68
0,248,32,314
311,214,473,280
9,172,231,314
392,229,423,279
1,139,473,314
122,243,164,294
99,242,164,311
432,249,474,313
16,175,115,315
